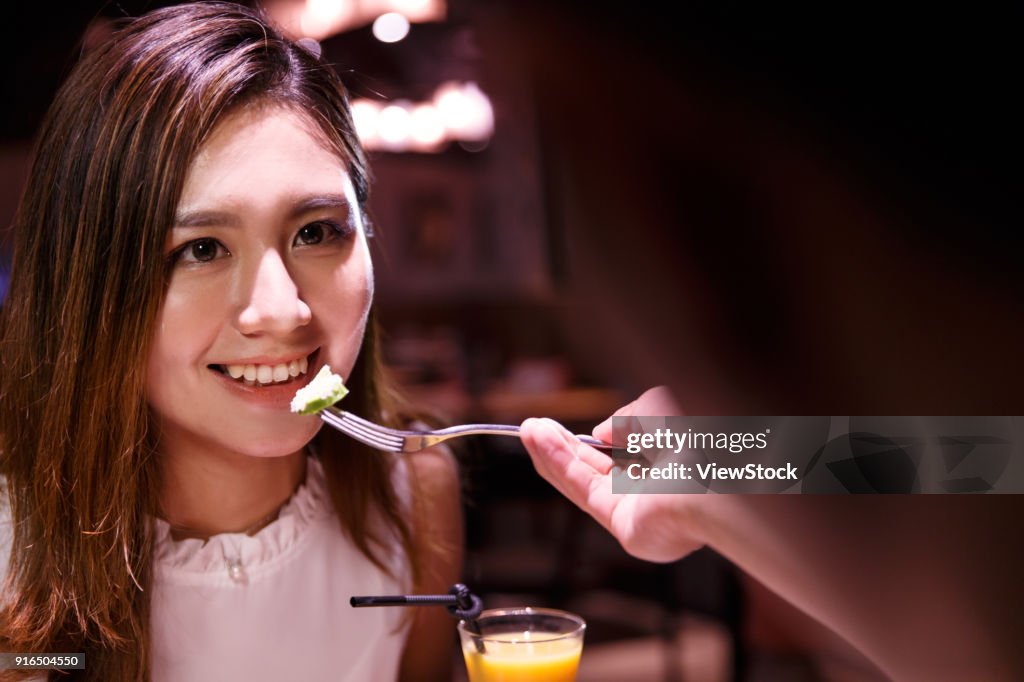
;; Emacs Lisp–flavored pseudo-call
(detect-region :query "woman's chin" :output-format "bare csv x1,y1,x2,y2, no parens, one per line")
223,420,322,459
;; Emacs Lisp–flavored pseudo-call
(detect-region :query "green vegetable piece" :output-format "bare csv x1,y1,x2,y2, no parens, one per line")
290,365,348,414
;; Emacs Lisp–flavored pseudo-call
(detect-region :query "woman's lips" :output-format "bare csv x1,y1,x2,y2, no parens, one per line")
207,349,321,408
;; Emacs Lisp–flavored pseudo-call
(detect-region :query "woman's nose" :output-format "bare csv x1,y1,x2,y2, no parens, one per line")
235,250,312,335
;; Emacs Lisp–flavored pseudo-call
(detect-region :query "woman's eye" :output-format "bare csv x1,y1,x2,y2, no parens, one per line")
294,220,350,247
172,238,228,265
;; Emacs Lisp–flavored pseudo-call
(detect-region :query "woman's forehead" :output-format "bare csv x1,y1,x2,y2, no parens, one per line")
179,103,352,210
194,101,343,166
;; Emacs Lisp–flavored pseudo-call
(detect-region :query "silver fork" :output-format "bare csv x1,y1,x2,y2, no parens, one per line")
319,406,613,453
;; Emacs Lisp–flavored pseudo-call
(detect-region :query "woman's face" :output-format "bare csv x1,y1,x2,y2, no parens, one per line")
146,103,372,458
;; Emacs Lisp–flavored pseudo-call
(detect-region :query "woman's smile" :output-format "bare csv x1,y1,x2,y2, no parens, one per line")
204,349,322,409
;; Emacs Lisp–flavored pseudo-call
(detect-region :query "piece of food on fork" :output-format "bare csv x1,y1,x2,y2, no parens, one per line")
290,365,348,415
293,365,614,453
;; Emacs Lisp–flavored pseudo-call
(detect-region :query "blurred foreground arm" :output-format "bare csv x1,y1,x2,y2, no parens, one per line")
521,388,1023,681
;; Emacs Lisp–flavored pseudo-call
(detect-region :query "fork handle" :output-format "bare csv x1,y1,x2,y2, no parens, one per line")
570,434,614,450
426,424,613,450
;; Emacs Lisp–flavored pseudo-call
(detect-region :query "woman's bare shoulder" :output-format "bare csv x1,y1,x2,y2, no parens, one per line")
404,446,459,494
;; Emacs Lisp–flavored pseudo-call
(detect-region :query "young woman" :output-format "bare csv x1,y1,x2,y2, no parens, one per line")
0,3,462,681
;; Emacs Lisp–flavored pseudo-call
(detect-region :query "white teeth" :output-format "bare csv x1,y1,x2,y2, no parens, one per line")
222,356,312,385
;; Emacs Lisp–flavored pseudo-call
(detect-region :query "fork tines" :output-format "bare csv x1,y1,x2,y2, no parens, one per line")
319,408,404,452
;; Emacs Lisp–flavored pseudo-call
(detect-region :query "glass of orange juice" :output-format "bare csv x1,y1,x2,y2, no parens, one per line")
457,607,586,682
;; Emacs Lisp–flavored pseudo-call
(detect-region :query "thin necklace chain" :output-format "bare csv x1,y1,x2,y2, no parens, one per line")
167,503,284,541
164,452,308,541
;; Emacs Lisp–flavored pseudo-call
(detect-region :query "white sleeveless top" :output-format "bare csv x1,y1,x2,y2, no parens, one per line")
1,456,413,681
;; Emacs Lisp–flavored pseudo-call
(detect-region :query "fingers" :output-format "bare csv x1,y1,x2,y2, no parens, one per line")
573,433,614,474
522,418,704,563
520,417,614,512
521,417,701,564
593,385,682,443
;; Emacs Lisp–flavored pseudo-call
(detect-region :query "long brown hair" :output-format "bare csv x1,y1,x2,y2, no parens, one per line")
0,3,420,679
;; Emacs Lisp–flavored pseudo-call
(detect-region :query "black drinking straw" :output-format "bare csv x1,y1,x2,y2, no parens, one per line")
351,583,486,653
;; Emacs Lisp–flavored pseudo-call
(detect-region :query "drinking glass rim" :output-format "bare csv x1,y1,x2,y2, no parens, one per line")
458,606,587,643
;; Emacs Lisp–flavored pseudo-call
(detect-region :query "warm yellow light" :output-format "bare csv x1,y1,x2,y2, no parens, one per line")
351,83,494,153
392,0,431,12
434,81,494,141
377,103,412,146
300,0,352,39
410,103,446,148
350,99,382,147
372,12,411,43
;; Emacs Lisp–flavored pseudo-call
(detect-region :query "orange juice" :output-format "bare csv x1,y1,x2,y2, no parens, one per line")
457,608,586,682
462,630,582,682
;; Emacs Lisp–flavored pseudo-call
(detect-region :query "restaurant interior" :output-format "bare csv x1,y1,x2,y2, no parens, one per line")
2,1,1019,680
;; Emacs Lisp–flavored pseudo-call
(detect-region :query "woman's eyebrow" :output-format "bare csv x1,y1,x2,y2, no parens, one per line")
173,209,241,229
172,194,351,228
289,193,350,218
